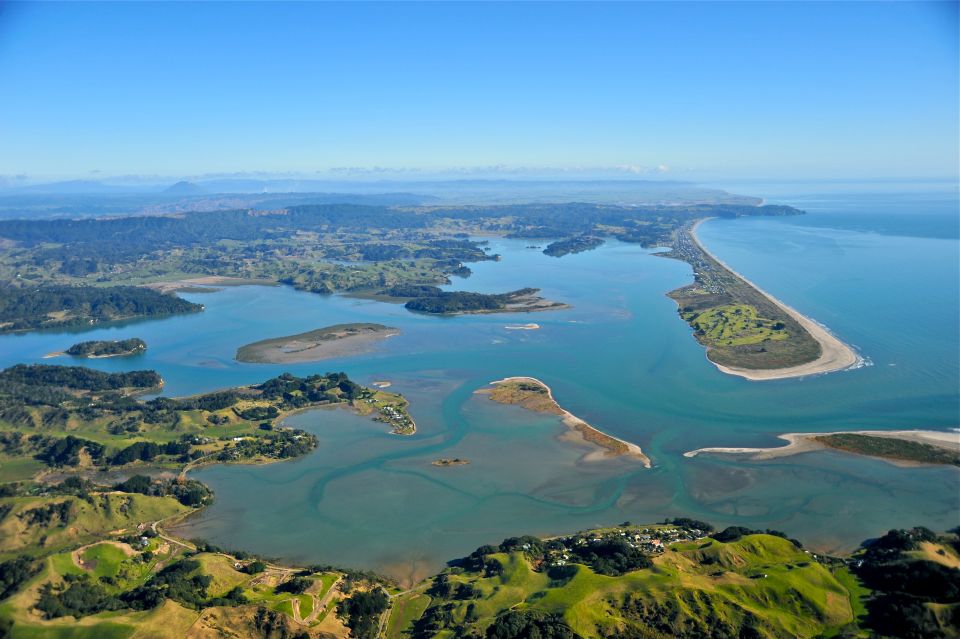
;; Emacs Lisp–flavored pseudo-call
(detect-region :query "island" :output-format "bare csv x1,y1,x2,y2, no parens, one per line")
479,376,650,466
542,234,605,257
378,285,569,315
235,323,399,364
431,457,470,467
65,337,146,358
665,220,859,379
684,429,960,466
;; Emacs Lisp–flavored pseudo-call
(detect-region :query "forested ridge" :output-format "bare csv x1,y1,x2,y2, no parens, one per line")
0,284,201,333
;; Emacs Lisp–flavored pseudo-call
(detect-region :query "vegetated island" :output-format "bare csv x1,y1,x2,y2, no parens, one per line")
480,376,650,466
431,457,470,467
377,285,569,315
63,337,147,358
542,234,605,257
664,219,859,380
684,430,960,467
0,285,202,334
235,323,399,364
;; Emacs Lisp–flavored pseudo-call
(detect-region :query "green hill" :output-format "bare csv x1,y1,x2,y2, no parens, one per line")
1,516,957,638
0,492,188,557
394,528,859,639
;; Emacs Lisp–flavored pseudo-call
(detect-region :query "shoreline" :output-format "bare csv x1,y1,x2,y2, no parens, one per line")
684,429,960,466
486,376,650,467
688,219,860,381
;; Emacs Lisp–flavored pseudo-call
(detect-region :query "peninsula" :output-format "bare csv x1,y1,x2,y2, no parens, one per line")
0,285,202,334
480,376,650,466
542,234,605,257
235,323,399,364
0,364,417,485
684,429,960,467
666,220,859,380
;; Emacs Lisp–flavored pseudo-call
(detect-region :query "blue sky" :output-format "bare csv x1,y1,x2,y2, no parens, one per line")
0,1,957,181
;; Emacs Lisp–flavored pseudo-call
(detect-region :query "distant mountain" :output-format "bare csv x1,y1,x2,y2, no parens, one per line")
2,180,152,195
162,181,206,195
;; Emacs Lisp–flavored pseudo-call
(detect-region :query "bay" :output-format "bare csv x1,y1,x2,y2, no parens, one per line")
2,187,956,582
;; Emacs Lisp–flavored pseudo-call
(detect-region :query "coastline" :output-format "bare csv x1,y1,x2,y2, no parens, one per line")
684,429,960,466
486,376,651,467
689,219,860,381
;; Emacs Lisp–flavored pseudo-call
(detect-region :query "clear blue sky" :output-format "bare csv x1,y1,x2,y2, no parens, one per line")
0,1,956,181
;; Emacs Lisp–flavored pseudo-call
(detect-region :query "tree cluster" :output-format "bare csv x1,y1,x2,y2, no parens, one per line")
337,588,390,639
854,527,960,638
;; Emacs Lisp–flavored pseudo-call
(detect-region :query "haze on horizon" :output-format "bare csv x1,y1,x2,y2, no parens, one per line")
0,1,957,184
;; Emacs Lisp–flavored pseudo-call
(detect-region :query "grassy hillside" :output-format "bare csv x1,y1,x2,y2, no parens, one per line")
0,539,352,639
1,516,957,638
0,493,188,556
394,529,859,639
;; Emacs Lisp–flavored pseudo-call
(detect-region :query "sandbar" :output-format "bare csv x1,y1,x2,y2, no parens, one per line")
236,323,399,364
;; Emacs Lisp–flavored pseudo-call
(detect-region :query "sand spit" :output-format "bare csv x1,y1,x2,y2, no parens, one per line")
484,376,650,467
684,429,960,465
690,219,860,381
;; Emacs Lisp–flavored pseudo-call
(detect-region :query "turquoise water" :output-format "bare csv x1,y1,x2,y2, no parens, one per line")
1,190,957,582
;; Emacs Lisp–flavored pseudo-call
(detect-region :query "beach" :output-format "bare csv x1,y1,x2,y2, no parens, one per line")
486,376,651,467
690,219,860,381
